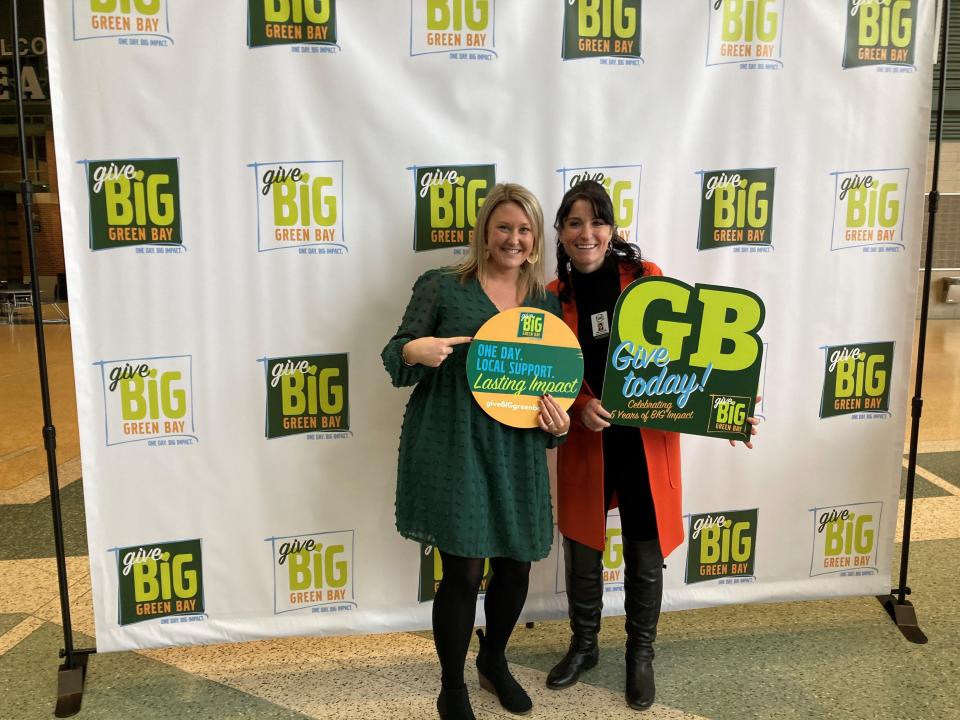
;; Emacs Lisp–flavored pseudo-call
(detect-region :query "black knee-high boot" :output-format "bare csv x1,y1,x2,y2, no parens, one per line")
623,539,663,711
546,537,604,689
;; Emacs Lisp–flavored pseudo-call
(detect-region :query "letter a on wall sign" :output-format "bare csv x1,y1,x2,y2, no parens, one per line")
600,277,765,441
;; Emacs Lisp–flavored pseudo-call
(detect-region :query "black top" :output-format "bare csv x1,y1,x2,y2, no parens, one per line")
571,255,622,397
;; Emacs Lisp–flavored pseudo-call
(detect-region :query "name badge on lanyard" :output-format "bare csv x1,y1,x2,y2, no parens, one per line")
590,311,609,339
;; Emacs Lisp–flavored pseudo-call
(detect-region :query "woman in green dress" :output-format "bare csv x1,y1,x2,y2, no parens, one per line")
382,183,571,720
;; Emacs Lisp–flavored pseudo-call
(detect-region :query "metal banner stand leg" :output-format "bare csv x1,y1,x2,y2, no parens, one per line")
875,0,950,646
8,1,96,715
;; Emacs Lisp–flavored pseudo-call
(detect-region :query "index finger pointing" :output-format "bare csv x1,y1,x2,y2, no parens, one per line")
444,336,473,346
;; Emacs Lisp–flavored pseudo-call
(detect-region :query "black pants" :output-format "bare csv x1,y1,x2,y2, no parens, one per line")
603,425,659,542
432,551,530,689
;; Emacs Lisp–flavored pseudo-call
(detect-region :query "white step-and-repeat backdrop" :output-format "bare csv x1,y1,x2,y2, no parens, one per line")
45,0,934,652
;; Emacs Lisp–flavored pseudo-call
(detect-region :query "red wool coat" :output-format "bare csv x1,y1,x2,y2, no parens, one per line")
547,261,684,558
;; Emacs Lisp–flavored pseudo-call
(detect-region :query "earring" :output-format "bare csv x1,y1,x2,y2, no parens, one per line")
526,252,539,265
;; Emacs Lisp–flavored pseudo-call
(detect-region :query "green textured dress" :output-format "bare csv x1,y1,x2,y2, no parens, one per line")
381,268,563,562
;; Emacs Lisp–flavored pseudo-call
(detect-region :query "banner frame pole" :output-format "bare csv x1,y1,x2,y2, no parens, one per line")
8,0,97,715
875,0,950,646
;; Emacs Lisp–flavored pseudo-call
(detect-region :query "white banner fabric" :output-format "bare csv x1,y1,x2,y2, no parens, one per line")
44,0,934,652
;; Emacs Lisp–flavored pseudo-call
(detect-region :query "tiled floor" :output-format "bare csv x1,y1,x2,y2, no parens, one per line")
1,316,958,720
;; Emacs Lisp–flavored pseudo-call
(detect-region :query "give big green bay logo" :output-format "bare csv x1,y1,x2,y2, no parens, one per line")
114,540,204,626
411,164,495,252
517,312,544,339
83,159,182,251
562,0,642,61
843,0,916,69
248,0,337,48
685,509,758,584
557,164,641,242
95,355,196,447
810,502,882,577
410,0,496,58
830,168,907,251
419,544,492,602
697,168,774,251
251,161,345,254
267,531,356,613
261,353,349,437
706,0,784,68
73,0,172,43
819,342,893,417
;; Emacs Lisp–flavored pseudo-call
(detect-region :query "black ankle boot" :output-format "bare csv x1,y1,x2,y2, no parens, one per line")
623,539,663,711
475,629,532,715
437,684,476,720
546,537,604,689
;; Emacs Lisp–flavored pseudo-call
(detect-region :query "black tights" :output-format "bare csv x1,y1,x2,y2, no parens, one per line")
432,551,530,689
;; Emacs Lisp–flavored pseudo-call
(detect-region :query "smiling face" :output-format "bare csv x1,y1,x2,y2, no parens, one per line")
559,198,613,273
484,201,535,274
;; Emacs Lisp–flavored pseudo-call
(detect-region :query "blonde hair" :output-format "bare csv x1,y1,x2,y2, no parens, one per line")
455,182,547,298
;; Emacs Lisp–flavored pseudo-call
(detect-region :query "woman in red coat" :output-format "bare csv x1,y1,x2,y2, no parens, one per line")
545,180,755,711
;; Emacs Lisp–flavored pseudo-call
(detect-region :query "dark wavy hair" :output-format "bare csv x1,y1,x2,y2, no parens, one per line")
554,180,644,303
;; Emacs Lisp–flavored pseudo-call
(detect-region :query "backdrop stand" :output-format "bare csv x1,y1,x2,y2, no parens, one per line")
8,1,97,715
875,0,950,646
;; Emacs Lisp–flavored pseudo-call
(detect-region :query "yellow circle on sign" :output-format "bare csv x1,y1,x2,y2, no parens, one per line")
466,307,583,428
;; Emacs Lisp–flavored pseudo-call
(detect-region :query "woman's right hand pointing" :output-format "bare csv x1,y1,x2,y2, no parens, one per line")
401,336,472,367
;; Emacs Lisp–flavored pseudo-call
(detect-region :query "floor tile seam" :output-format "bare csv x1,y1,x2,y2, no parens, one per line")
915,440,960,454
22,606,94,649
910,461,960,496
0,554,91,573
0,615,45,656
0,557,92,622
897,492,960,514
134,648,379,718
147,664,348,719
32,581,93,623
0,458,83,505
0,368,44,382
0,446,38,463
135,643,357,681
